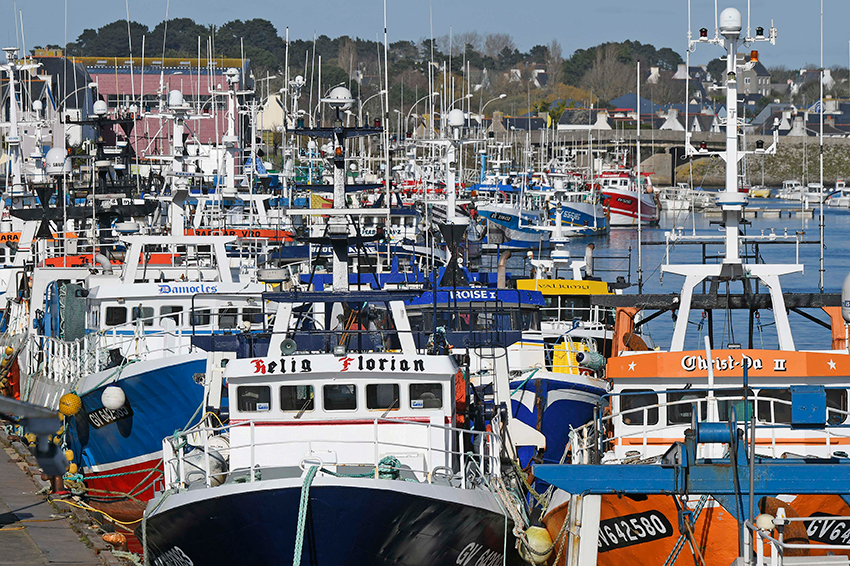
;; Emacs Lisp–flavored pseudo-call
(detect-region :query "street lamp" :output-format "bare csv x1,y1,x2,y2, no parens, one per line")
480,93,507,115
405,92,439,138
450,92,473,110
359,89,387,127
59,82,99,112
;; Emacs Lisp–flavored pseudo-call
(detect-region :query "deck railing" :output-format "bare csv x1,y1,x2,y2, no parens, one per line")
162,415,502,491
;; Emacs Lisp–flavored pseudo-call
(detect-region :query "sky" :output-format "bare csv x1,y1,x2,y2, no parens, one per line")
5,0,850,70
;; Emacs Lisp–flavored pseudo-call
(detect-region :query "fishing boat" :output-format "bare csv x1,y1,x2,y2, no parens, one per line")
597,171,660,227
139,87,528,566
528,10,850,565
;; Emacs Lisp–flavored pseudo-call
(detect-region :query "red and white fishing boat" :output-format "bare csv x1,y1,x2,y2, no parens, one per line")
597,171,660,227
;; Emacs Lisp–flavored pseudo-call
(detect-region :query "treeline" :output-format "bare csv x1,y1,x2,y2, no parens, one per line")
35,18,688,118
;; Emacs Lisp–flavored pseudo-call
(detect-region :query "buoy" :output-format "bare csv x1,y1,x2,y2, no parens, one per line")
65,449,74,462
5,346,13,356
103,533,128,552
101,385,126,411
24,432,36,445
755,513,775,531
67,463,78,474
58,393,82,416
519,526,553,564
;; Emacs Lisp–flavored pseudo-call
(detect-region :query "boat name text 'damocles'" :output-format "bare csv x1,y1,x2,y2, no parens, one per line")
249,355,426,375
158,283,219,295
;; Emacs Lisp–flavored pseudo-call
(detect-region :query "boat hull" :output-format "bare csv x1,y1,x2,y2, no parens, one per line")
543,492,850,565
602,189,659,226
143,477,522,566
65,354,207,513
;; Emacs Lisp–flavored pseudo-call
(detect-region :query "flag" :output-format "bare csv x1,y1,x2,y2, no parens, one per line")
310,192,333,209
808,100,823,114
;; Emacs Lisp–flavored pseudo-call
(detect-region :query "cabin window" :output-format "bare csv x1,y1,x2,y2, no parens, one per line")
716,388,754,422
620,390,658,426
243,308,263,324
391,217,401,226
323,384,357,411
410,383,442,409
105,306,127,326
757,389,791,423
160,305,183,325
404,217,414,227
828,390,848,424
667,391,706,424
132,306,154,326
280,385,314,413
219,308,238,329
191,308,211,326
237,386,271,412
366,384,400,411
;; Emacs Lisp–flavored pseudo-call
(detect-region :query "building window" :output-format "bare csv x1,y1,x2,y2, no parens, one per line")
410,384,443,409
744,77,751,85
324,384,357,411
280,385,314,413
366,384,400,411
237,386,271,412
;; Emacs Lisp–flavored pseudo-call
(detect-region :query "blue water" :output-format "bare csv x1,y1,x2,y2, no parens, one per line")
489,198,850,351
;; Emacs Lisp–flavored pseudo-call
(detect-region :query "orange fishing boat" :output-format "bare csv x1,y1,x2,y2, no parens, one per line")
534,9,850,565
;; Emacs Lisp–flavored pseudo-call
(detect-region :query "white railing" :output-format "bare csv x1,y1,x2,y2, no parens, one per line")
162,416,501,491
570,390,850,464
748,514,850,566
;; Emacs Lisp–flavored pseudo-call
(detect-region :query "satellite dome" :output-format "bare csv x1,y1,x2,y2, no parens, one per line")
168,90,184,108
448,109,465,128
324,86,355,110
46,147,70,176
93,100,108,116
719,7,742,34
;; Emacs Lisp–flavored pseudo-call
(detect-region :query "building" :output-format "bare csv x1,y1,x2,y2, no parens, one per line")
71,56,254,156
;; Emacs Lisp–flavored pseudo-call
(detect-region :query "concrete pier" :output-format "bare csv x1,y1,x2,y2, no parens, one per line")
0,430,118,566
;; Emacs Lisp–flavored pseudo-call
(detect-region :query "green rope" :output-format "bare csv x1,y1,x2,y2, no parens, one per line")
293,466,319,566
509,367,540,398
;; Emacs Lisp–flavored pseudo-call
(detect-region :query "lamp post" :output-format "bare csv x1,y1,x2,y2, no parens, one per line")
405,92,438,138
359,89,387,127
478,93,507,136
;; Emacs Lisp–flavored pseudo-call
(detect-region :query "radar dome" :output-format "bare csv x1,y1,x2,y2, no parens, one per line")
719,7,742,34
325,86,354,110
168,90,185,108
448,109,465,128
32,100,43,112
45,148,70,176
93,100,108,116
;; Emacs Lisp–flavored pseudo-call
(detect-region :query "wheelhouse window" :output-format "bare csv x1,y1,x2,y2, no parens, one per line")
828,390,848,425
160,305,183,325
191,308,211,326
132,306,154,326
237,386,271,412
620,390,659,426
757,389,791,423
410,383,443,409
324,384,357,411
366,384,400,411
105,306,127,326
717,388,754,422
280,385,314,413
667,391,706,424
243,308,263,325
219,308,238,329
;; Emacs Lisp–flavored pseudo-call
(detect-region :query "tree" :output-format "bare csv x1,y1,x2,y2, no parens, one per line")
547,40,564,85
484,33,515,59
527,44,549,65
707,58,726,80
581,45,634,103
